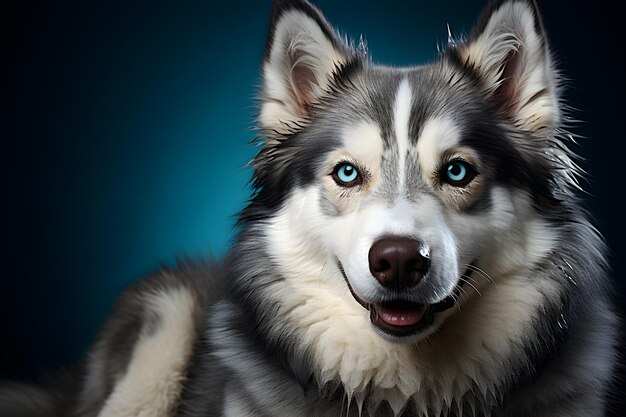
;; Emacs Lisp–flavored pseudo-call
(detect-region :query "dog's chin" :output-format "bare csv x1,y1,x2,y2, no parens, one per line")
338,263,466,343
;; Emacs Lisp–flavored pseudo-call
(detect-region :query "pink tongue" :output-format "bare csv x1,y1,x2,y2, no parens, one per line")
377,304,425,326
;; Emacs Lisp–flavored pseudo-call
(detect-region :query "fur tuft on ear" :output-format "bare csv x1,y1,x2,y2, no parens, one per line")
459,0,559,133
259,0,355,135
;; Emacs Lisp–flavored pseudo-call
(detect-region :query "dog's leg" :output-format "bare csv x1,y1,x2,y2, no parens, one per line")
95,285,199,417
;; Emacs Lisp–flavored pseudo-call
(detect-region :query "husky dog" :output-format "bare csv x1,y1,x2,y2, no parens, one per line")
1,0,618,416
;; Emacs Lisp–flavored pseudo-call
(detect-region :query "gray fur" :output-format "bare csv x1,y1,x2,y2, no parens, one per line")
1,1,618,416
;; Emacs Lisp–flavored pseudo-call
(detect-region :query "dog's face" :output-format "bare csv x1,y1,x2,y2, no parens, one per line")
248,0,568,343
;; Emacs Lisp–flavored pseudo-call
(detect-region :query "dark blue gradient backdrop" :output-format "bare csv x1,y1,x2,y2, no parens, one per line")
2,0,624,406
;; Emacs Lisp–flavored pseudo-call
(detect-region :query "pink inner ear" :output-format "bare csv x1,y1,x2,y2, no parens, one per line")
291,63,319,112
287,47,321,116
494,49,523,115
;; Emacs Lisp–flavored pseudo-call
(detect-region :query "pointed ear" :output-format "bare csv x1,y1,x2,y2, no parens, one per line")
459,0,559,133
260,0,354,134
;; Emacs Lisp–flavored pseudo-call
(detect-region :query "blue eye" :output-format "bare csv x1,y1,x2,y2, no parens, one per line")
444,161,474,186
333,162,362,187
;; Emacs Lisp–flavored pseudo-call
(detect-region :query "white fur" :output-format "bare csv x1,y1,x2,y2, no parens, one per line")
393,79,412,192
98,286,197,417
481,188,558,277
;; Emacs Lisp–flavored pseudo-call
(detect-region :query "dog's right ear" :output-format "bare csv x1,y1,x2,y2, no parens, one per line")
259,0,354,135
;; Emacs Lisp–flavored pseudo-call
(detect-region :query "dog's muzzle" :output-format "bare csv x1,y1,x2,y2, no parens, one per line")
338,260,470,339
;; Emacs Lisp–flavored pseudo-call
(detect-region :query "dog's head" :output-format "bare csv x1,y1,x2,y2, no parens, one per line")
245,0,573,343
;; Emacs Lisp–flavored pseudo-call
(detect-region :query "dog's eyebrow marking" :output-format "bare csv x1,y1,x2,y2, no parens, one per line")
417,116,461,177
341,121,383,171
393,78,412,194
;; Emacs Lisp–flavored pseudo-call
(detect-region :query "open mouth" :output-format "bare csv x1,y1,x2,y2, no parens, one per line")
370,300,432,337
338,262,469,338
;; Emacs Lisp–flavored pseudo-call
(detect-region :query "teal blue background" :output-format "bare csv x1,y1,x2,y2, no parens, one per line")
2,2,624,409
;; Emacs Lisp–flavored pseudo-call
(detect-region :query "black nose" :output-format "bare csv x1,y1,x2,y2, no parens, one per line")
368,237,430,289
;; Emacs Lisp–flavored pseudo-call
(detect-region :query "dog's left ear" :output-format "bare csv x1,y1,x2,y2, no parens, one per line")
459,0,559,133
259,0,354,135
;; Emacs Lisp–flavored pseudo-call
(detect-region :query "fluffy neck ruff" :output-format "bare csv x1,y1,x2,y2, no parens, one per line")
256,213,562,416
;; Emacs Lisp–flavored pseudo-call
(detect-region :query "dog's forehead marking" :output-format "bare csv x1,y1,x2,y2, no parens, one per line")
393,78,412,194
416,116,461,176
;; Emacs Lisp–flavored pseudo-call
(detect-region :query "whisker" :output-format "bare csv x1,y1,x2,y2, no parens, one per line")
450,288,462,314
464,263,500,296
461,275,482,296
463,274,481,287
449,293,462,314
457,285,470,301
465,264,494,284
